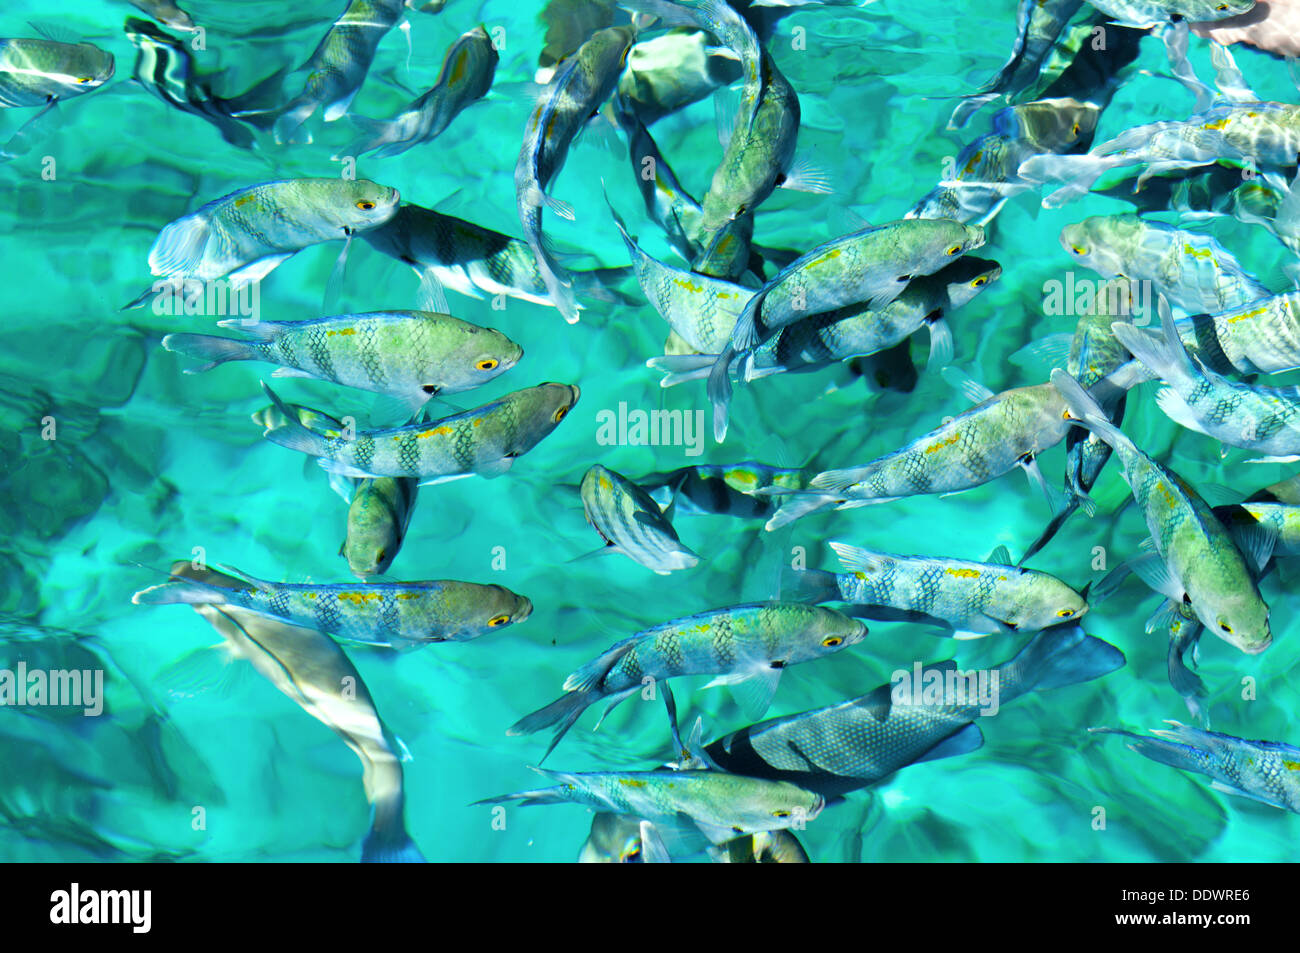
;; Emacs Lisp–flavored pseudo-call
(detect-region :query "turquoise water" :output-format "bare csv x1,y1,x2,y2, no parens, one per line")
2,0,1298,863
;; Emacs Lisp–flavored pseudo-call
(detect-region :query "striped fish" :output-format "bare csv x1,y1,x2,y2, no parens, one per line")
132,564,533,650
260,380,579,483
579,465,699,574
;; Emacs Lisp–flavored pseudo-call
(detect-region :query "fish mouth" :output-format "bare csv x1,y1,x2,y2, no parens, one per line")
806,795,826,821
1238,635,1272,655
514,597,535,623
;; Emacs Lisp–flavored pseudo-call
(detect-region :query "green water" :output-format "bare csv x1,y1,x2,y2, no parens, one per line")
1,0,1298,862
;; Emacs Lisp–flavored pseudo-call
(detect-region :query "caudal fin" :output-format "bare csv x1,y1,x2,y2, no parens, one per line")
360,823,426,863
998,624,1125,705
162,333,258,373
507,690,597,763
258,381,333,458
132,577,235,608
780,568,842,604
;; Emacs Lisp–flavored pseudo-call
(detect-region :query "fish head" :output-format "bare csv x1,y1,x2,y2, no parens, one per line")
330,179,402,233
1002,99,1101,152
1014,575,1091,630
738,780,825,834
807,606,869,656
530,382,582,433
939,254,1003,308
579,814,649,863
343,493,403,578
444,583,533,641
1187,0,1256,21
1204,590,1271,655
448,324,524,390
51,41,115,93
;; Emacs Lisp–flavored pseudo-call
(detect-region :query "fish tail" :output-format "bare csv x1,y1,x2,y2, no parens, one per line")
763,493,841,532
1089,725,1215,777
1049,368,1131,455
1019,496,1081,564
131,577,234,607
780,567,841,604
339,114,398,159
646,354,717,388
506,690,596,761
161,332,257,373
706,345,736,441
360,806,426,863
470,785,566,809
999,624,1125,705
1017,154,1123,207
272,97,318,145
258,381,332,457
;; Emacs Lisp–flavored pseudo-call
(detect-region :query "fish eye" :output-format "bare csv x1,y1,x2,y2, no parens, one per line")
356,200,377,210
553,406,569,423
972,276,987,287
822,636,844,647
487,614,511,627
1216,2,1228,8
1071,122,1081,135
946,244,962,256
476,358,498,371
772,810,792,818
422,384,437,394
1057,608,1074,618
375,549,386,563
1071,245,1087,255
1219,621,1233,634
77,77,93,84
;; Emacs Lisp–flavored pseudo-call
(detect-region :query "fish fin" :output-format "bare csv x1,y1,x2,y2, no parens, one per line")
415,472,477,486
1154,386,1209,435
925,317,953,371
779,155,832,195
1019,455,1058,514
827,541,886,575
914,723,984,763
226,252,295,286
706,346,736,442
562,639,638,693
1145,598,1179,635
714,86,736,149
951,629,993,641
1018,154,1123,208
153,644,250,700
985,544,1012,565
29,20,81,43
324,231,353,312
268,367,315,379
523,185,575,221
132,577,234,607
1208,41,1258,104
763,493,842,531
148,211,214,277
1009,625,1125,696
477,456,516,479
1161,21,1215,114
726,667,782,721
1049,368,1129,452
0,98,59,162
360,828,426,863
506,692,597,763
161,332,256,372
1244,454,1300,464
417,266,451,314
1208,780,1287,810
1235,519,1277,574
646,354,716,387
1009,333,1074,373
258,381,332,457
1129,553,1187,603
568,543,620,564
1019,498,1079,564
940,365,994,404
638,822,672,863
591,689,638,732
779,568,841,605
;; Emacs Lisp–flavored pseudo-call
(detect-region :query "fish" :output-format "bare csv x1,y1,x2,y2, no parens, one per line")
1050,366,1273,654
361,201,630,312
340,25,498,158
1019,300,1134,561
709,218,986,438
1059,214,1272,315
1113,297,1300,462
272,0,409,145
474,766,825,848
637,462,805,518
579,464,700,574
128,0,197,31
125,18,282,149
0,35,115,160
508,602,868,759
706,624,1125,797
162,311,522,405
764,373,1071,530
611,96,755,281
615,27,740,126
132,563,533,651
1084,0,1255,30
1021,100,1300,208
948,0,1085,129
786,541,1090,640
126,178,401,308
913,98,1100,226
259,380,580,483
1171,293,1300,377
651,256,1002,388
578,813,667,862
342,475,419,578
1091,722,1300,813
515,24,636,322
165,561,425,861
